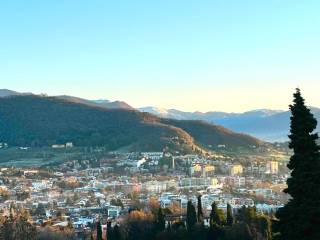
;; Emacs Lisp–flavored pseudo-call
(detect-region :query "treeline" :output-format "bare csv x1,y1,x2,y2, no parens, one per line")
0,209,77,240
103,198,272,240
0,211,36,240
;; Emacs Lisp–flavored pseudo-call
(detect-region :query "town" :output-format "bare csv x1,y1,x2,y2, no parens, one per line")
0,143,290,239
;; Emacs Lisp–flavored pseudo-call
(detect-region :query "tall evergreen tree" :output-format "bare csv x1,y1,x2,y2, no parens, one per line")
226,203,234,226
156,207,165,232
106,221,113,240
113,224,121,240
209,202,224,240
275,88,320,240
197,195,203,223
186,200,197,231
210,202,222,227
236,205,256,224
96,221,103,240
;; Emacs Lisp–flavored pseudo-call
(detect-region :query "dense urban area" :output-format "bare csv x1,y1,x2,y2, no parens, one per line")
0,142,290,239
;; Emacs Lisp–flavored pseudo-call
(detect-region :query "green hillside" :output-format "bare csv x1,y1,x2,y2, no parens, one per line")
0,95,263,153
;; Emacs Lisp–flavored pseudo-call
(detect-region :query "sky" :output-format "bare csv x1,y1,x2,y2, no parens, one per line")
0,0,319,112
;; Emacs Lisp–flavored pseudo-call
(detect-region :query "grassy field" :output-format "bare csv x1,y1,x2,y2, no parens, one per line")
0,147,90,167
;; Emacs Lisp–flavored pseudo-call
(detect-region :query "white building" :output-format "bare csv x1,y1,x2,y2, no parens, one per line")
141,152,163,160
266,161,279,174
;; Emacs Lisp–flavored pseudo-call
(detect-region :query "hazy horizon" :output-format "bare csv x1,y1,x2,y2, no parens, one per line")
2,88,320,114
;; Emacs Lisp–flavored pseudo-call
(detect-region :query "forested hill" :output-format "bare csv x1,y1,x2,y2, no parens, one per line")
0,95,264,152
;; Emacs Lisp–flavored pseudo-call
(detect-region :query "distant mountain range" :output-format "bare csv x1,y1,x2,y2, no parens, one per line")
56,95,133,110
2,89,318,142
0,89,133,110
139,107,320,142
0,93,264,152
0,89,33,97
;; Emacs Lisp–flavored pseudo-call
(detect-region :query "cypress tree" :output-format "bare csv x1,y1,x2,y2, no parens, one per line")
106,221,113,240
245,207,257,224
236,205,247,223
209,202,224,240
113,224,121,240
186,200,197,231
275,88,320,240
226,203,233,226
156,207,165,232
197,195,203,223
210,202,222,227
96,221,103,240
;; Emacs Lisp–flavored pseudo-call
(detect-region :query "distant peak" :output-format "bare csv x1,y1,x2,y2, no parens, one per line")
0,89,33,97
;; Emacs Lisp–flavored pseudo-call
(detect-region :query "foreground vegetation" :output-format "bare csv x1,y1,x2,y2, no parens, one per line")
104,200,272,240
0,200,272,240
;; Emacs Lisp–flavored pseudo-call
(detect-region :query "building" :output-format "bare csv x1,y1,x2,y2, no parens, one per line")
179,177,218,189
141,152,163,160
142,180,167,193
225,176,246,187
66,142,74,148
107,206,121,219
266,161,279,174
23,170,39,176
52,144,65,149
230,164,243,176
189,164,215,177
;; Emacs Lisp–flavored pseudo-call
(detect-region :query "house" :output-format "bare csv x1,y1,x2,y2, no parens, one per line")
189,164,215,177
73,217,95,228
66,142,73,148
266,161,279,174
52,144,65,149
23,170,39,176
107,206,121,219
229,164,243,176
141,152,163,161
142,180,167,193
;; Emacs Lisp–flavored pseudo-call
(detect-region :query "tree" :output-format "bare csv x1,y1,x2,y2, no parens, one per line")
96,221,103,240
107,221,113,240
224,222,253,240
210,202,222,227
73,192,80,202
111,198,124,209
257,215,272,240
186,200,197,231
226,203,234,226
149,197,160,215
197,195,203,224
34,203,46,217
275,89,320,240
125,210,155,240
208,202,225,240
113,224,121,240
0,214,36,240
156,207,165,232
16,191,30,201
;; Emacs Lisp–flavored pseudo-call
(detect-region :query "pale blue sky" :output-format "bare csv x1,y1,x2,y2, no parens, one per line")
0,1,319,112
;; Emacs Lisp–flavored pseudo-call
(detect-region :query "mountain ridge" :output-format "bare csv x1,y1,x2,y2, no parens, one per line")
0,89,133,110
4,89,318,142
139,106,320,142
0,95,264,153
